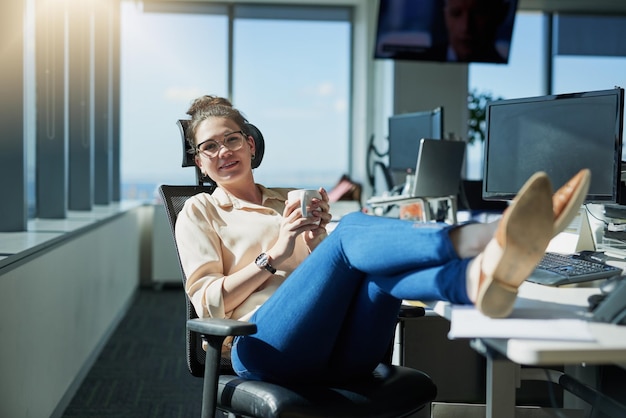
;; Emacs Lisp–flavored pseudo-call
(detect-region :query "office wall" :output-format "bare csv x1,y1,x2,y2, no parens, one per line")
151,204,183,285
393,61,469,141
0,208,145,418
374,60,469,186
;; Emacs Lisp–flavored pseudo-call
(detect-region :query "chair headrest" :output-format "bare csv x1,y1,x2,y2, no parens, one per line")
246,123,264,170
177,119,195,168
176,119,265,184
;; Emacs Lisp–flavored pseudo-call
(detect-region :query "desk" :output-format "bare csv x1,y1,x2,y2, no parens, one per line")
430,282,626,417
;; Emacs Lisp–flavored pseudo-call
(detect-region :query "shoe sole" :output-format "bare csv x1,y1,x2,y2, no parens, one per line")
553,169,591,237
476,172,554,318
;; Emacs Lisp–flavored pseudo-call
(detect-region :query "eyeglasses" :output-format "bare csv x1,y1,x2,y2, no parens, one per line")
195,131,246,158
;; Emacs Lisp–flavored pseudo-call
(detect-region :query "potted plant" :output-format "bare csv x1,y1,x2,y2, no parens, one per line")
467,89,502,144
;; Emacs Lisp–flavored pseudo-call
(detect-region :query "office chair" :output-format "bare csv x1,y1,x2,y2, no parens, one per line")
158,119,437,418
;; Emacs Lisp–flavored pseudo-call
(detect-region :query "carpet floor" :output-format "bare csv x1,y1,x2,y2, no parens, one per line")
61,285,204,418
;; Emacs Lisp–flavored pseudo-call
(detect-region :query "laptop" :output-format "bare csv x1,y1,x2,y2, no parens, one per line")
368,139,466,204
411,139,466,197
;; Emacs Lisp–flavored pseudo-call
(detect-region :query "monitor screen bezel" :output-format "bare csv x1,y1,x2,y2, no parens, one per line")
482,88,625,203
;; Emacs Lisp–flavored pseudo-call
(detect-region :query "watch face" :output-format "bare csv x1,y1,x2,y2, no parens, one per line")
255,252,276,273
256,253,269,267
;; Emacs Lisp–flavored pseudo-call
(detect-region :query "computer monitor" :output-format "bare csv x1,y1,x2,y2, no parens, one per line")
483,87,625,204
388,107,444,178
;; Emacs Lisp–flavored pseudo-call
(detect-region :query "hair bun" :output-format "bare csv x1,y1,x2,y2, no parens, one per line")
187,95,233,117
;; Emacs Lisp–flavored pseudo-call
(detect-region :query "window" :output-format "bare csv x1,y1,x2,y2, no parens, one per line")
120,2,228,199
233,10,351,189
120,2,352,200
552,14,626,96
553,57,626,95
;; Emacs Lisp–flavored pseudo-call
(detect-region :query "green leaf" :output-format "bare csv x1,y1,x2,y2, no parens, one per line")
467,89,502,144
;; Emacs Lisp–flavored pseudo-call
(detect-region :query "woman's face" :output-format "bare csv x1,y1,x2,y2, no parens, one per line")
194,117,256,186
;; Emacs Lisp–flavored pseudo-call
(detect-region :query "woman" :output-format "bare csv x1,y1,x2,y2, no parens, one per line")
175,95,590,384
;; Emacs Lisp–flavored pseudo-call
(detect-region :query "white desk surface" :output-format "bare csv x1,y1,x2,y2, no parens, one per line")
430,281,626,367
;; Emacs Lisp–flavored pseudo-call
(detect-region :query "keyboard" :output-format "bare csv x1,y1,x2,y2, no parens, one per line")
526,252,623,287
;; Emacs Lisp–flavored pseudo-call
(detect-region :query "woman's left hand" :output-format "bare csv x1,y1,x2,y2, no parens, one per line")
303,188,332,252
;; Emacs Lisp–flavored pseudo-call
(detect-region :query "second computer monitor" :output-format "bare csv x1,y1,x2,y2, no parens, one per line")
388,107,444,181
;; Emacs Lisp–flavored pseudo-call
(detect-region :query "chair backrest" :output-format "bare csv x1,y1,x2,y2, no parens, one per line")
159,184,217,377
177,119,265,186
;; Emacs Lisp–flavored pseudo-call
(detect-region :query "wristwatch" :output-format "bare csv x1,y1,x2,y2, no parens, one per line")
255,252,276,274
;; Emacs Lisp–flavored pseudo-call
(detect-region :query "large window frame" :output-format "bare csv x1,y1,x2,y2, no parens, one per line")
125,2,354,195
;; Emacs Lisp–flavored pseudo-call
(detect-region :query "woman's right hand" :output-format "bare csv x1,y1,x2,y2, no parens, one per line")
267,197,321,267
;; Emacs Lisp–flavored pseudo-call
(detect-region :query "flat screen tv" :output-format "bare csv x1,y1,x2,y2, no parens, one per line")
388,107,444,176
483,88,625,204
374,0,518,64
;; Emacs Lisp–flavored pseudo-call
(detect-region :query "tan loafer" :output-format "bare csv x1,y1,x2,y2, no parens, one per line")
475,172,554,318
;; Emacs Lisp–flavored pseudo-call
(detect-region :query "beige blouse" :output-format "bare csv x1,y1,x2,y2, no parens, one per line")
175,185,311,322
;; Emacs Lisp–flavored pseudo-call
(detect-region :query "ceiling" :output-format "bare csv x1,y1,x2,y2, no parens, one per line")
519,0,626,15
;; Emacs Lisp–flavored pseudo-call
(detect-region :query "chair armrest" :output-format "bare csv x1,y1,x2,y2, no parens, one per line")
187,317,257,337
187,318,257,418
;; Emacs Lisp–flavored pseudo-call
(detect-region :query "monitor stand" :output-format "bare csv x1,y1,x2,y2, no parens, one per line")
547,206,595,254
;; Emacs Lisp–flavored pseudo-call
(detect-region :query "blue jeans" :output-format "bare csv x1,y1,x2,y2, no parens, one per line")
231,212,472,384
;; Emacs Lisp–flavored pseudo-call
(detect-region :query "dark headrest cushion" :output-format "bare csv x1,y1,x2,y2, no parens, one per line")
246,123,264,169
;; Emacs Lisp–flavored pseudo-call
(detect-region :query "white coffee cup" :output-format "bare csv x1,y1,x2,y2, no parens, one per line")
287,189,322,221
